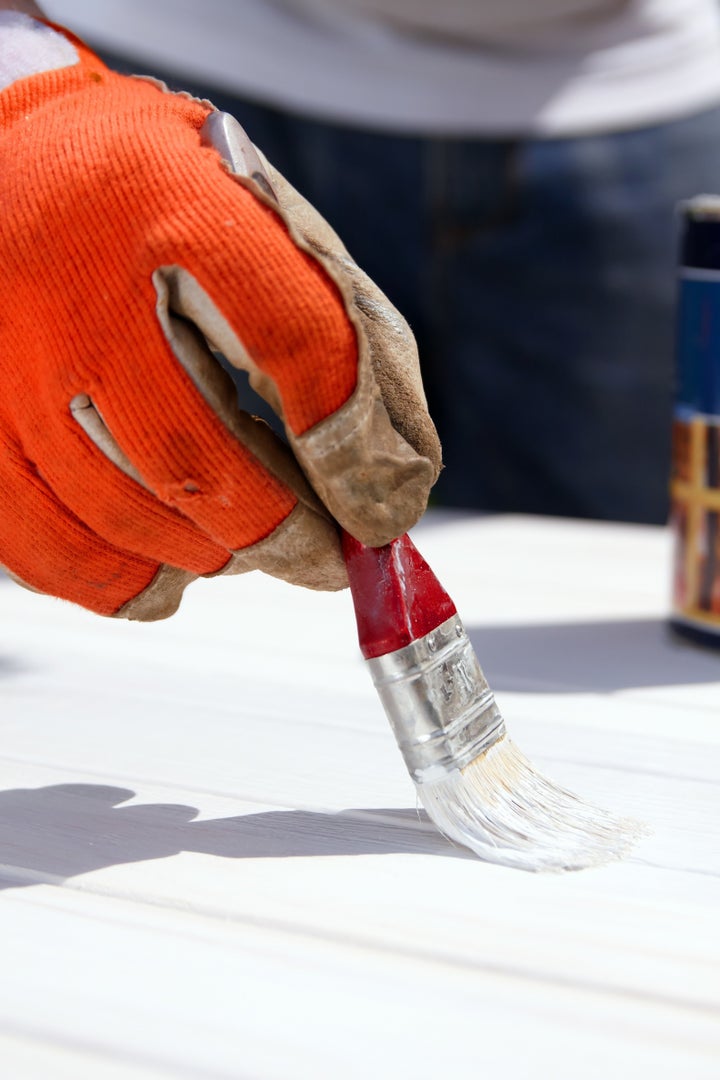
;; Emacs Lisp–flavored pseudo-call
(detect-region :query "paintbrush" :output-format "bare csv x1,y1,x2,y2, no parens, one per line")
204,112,642,869
342,530,643,871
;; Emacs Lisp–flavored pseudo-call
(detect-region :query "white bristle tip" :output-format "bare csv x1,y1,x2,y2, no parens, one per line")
417,736,648,872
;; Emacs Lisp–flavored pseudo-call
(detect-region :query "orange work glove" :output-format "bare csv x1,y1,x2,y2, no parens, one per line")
0,22,441,620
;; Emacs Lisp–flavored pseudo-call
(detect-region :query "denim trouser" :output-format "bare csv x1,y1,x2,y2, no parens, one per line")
104,52,720,524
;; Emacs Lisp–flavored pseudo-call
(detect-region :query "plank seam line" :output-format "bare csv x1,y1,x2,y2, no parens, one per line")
1,863,718,1020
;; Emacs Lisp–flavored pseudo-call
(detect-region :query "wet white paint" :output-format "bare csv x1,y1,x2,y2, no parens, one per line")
0,512,718,1079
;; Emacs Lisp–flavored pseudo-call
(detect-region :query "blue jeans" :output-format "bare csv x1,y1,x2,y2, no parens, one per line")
104,52,720,523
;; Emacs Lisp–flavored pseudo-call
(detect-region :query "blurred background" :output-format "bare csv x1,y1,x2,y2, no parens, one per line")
43,0,720,525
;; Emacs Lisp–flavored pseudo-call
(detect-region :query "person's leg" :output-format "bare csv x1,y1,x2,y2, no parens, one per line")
426,107,720,524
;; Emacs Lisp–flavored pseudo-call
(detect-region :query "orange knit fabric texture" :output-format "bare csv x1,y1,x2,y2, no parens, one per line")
0,32,358,614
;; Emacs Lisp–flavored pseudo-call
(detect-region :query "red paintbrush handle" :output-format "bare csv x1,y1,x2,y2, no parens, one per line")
341,531,458,660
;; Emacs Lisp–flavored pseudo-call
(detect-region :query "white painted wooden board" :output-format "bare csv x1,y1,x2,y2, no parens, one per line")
0,513,718,1079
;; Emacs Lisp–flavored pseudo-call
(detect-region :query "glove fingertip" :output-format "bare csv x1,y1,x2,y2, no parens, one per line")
114,564,197,621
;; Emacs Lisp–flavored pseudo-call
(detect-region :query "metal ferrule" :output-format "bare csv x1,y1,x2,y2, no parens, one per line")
366,614,506,784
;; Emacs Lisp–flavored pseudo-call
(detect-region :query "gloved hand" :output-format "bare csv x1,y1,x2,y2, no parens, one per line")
0,20,441,620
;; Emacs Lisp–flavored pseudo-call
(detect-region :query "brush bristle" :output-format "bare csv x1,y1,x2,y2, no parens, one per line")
416,735,647,871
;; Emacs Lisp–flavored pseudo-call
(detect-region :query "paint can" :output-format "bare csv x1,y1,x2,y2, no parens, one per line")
670,196,720,646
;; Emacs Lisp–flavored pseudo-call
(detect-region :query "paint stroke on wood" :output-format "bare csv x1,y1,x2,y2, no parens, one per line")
0,513,718,1079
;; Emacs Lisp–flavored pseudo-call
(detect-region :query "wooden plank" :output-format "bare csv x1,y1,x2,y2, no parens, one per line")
1,884,718,1080
0,514,718,1078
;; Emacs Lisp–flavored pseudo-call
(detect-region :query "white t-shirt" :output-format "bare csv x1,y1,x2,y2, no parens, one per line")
43,0,720,136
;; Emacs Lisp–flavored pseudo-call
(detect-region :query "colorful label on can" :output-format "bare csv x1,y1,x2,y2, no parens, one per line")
671,270,720,637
